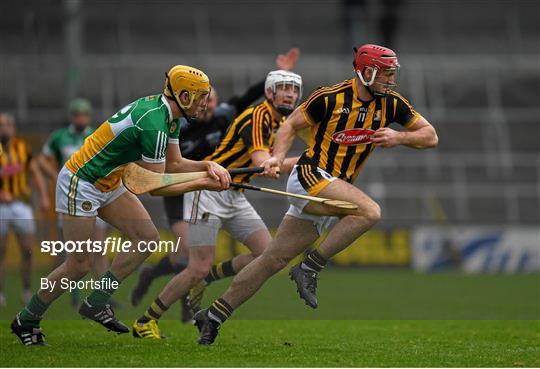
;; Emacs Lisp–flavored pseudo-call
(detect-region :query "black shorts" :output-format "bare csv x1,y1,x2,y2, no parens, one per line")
163,194,184,226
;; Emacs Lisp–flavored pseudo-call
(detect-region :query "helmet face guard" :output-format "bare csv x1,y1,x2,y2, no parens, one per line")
274,81,302,115
356,65,400,96
265,70,302,116
276,105,294,116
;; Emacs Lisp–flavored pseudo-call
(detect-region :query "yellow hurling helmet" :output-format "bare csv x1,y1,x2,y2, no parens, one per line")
164,65,211,110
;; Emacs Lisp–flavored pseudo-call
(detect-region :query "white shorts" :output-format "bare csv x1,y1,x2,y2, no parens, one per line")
0,201,36,236
183,190,267,247
56,166,127,217
285,164,339,235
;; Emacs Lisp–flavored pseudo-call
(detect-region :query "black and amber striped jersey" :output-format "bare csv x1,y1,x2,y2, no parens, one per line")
0,137,33,201
206,100,283,183
298,78,420,183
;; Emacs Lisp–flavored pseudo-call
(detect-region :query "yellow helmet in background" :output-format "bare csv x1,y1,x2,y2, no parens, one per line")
164,65,210,110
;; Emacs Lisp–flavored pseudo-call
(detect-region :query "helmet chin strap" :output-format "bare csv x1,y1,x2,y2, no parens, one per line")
356,69,391,97
356,68,377,87
357,69,379,98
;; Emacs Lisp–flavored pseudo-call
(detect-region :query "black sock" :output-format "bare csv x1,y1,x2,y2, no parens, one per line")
137,297,169,324
204,260,235,284
300,249,327,273
149,256,176,279
207,298,234,324
172,257,188,274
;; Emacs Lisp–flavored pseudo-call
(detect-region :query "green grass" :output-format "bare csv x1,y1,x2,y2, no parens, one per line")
1,268,539,367
1,320,539,367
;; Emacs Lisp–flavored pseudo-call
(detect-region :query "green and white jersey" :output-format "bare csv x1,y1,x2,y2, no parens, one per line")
65,94,181,192
42,126,94,166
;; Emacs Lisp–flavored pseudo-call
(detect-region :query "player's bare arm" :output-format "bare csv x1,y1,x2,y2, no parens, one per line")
135,140,230,192
162,84,231,188
150,176,218,196
281,156,300,172
250,150,271,165
37,153,60,181
372,116,438,149
262,107,309,174
251,146,299,179
164,140,230,189
28,158,50,211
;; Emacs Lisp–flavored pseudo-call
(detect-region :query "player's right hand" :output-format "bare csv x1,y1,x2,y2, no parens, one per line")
199,177,227,192
205,161,230,190
261,157,281,179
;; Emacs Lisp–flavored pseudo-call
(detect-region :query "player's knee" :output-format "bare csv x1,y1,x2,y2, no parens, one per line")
186,258,212,281
192,266,211,281
351,201,381,228
243,230,271,258
363,202,381,226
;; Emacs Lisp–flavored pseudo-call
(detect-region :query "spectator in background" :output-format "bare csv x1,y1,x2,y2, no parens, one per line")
0,112,49,306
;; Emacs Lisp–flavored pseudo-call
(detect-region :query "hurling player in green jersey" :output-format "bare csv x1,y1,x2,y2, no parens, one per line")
11,66,230,346
39,98,115,308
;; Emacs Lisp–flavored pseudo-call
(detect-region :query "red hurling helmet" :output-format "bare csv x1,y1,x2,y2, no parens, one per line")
353,44,400,89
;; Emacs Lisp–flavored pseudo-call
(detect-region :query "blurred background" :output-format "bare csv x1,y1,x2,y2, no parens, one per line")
0,0,538,319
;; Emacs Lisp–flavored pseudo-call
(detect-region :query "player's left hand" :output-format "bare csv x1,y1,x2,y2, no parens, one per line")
262,166,280,179
205,161,231,189
198,177,228,192
371,127,402,148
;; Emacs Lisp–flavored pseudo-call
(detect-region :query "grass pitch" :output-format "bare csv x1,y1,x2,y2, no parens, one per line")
1,268,539,367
